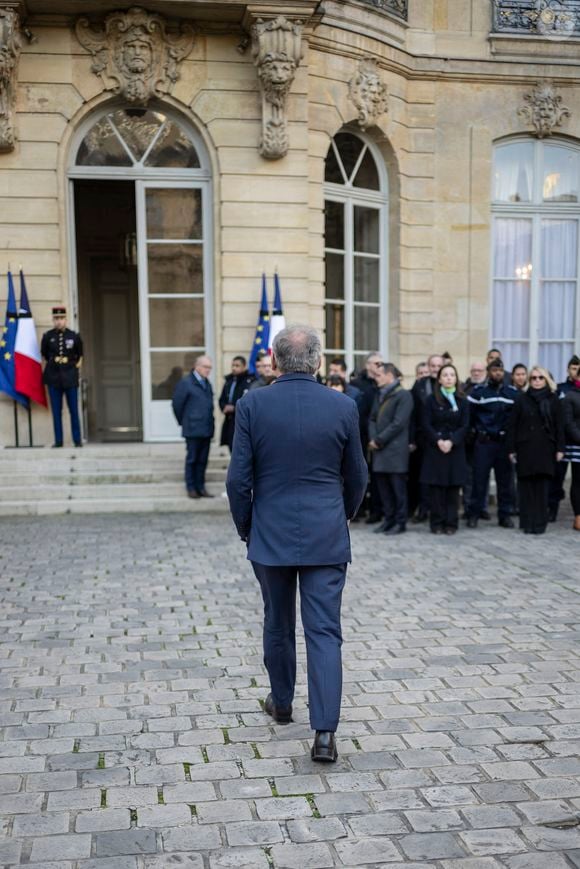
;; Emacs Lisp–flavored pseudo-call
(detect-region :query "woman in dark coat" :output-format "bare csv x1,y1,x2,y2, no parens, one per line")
561,376,580,531
420,364,469,534
507,366,565,535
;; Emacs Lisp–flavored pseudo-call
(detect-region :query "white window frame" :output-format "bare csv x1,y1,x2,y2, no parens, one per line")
323,133,389,374
491,136,580,371
66,103,213,442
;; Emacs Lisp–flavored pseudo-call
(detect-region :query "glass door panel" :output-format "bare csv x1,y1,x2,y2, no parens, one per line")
137,181,209,440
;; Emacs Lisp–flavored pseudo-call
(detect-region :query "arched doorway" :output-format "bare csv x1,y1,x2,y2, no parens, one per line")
68,104,213,442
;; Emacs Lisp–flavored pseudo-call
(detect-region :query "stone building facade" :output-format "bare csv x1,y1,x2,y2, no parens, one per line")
1,0,580,443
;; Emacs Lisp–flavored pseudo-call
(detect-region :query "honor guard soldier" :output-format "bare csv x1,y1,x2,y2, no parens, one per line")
41,306,83,447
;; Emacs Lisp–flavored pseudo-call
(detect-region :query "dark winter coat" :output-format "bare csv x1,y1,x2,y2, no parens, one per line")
506,389,565,478
349,370,377,439
368,383,413,474
420,393,469,487
563,384,580,446
219,372,254,448
41,328,83,389
172,372,215,439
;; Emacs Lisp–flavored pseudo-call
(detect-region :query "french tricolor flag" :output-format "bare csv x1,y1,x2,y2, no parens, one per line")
14,270,47,407
268,272,286,353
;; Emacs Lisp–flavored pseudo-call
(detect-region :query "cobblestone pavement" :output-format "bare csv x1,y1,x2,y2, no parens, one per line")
1,512,580,869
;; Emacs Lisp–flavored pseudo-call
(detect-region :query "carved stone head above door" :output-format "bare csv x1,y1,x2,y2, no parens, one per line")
0,7,22,153
75,6,194,105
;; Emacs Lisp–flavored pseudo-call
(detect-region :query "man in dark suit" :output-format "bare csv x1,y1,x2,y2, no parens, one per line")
172,355,215,499
226,325,367,763
219,355,254,452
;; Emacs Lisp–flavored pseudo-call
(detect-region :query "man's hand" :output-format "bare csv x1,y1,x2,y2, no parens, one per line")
224,404,235,414
368,439,379,451
556,451,564,462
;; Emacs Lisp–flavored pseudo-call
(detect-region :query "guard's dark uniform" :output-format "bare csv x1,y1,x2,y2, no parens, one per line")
41,313,83,447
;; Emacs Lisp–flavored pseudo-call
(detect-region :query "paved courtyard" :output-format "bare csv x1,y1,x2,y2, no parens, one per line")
1,511,580,869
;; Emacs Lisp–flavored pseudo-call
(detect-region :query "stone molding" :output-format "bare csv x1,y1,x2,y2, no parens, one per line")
75,6,194,105
518,81,571,137
251,15,303,160
348,57,388,130
0,6,21,152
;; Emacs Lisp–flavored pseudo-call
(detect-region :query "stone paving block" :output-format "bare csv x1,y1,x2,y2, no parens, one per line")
405,808,463,832
459,829,527,855
162,823,222,850
286,816,347,842
13,811,70,836
95,828,158,856
0,838,22,864
521,823,580,850
226,820,284,846
314,792,370,816
30,833,92,861
138,803,192,827
505,856,571,869
79,856,139,868
197,799,252,823
76,807,132,832
460,804,522,828
334,835,402,864
208,848,269,868
400,832,467,860
107,785,159,807
145,855,203,868
164,781,217,803
347,811,409,835
270,841,334,868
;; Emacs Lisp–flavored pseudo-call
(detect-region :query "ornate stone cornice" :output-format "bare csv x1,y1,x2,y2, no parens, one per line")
0,6,21,153
75,6,194,105
348,57,388,130
251,15,303,160
518,81,571,137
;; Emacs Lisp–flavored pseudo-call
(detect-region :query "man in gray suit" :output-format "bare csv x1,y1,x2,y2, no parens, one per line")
227,325,367,762
369,362,414,535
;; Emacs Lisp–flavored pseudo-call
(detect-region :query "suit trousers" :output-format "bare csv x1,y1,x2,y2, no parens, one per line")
48,385,81,446
430,485,460,531
518,475,550,533
185,436,211,493
251,561,347,732
469,440,513,520
548,460,568,513
375,472,407,527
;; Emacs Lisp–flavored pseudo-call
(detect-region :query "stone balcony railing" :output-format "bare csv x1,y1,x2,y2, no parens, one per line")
492,0,580,36
356,0,407,19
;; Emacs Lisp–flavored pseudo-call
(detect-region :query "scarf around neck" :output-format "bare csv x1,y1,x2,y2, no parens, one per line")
441,386,458,411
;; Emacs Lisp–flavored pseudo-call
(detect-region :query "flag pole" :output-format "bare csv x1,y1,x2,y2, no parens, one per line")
13,400,19,447
27,403,33,447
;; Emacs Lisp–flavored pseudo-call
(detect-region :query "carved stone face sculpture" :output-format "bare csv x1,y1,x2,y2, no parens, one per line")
120,33,153,75
259,53,295,96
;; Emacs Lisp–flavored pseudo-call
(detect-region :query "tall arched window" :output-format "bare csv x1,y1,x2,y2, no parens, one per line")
492,137,580,378
324,132,388,374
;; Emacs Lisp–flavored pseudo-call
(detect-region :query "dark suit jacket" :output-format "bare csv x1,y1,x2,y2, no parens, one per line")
226,372,368,566
172,372,215,439
219,372,254,448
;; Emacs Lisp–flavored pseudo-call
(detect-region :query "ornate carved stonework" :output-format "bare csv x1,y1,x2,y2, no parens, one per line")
75,6,194,105
348,58,388,130
0,8,22,153
518,82,571,137
251,16,303,160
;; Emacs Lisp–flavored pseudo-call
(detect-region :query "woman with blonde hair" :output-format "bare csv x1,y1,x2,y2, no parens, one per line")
507,366,565,534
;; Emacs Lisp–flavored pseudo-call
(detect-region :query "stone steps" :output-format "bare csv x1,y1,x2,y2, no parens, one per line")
0,443,231,515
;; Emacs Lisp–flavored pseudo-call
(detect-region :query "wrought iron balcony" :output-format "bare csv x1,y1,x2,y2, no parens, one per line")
492,0,580,36
357,0,407,20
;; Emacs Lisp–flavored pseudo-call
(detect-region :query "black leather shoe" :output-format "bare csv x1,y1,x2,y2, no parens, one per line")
499,517,514,528
264,693,292,725
466,517,478,528
74,442,83,448
198,490,215,498
384,524,406,535
373,520,393,534
52,443,63,448
479,510,491,520
311,730,337,763
364,513,382,525
548,507,558,523
187,490,201,499
412,509,428,524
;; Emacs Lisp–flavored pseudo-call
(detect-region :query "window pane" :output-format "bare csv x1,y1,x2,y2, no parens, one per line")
541,219,577,278
325,303,345,350
354,257,379,303
354,206,379,253
354,305,379,352
149,298,204,347
539,282,576,339
353,354,368,376
151,351,200,401
145,121,200,169
325,252,344,300
493,342,529,370
353,148,380,190
539,343,574,382
324,143,344,184
147,244,203,294
493,218,532,277
493,142,533,203
325,200,344,250
492,281,530,339
335,133,364,181
76,118,132,166
146,189,202,239
109,109,164,161
543,145,579,202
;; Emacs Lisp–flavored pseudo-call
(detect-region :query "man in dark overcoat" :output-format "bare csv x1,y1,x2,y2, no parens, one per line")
172,355,215,498
226,325,367,763
219,355,254,452
368,362,413,535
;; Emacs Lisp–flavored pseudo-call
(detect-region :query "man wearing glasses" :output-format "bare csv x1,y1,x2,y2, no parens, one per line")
41,307,84,448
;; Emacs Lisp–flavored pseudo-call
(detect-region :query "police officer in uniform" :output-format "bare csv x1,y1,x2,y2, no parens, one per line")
41,306,83,447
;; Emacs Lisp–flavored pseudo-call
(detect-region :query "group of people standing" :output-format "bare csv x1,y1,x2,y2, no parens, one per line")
338,349,580,537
